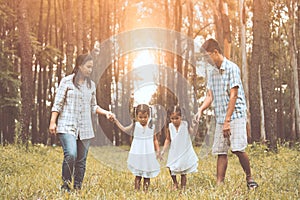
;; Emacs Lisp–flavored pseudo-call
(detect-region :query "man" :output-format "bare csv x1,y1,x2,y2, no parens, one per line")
195,38,258,189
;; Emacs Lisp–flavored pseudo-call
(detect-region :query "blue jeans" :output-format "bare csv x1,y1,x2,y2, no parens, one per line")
58,133,91,188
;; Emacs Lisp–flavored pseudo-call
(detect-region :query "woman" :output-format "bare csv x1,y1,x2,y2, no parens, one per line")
49,53,113,192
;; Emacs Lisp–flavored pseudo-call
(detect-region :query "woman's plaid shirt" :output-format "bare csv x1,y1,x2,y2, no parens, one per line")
51,74,100,139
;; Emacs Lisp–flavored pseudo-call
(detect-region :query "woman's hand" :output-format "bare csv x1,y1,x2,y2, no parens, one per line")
49,122,57,135
106,111,115,122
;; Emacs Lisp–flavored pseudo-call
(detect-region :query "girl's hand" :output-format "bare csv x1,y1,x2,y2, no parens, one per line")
160,149,165,156
49,122,57,135
192,118,199,127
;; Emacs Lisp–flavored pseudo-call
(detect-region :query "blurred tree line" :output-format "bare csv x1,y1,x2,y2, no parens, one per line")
0,0,299,151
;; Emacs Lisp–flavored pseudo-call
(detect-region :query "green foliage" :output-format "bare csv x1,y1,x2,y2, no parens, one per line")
0,40,20,111
1,144,299,199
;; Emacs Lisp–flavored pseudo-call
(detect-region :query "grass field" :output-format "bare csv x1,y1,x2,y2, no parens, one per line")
0,143,299,200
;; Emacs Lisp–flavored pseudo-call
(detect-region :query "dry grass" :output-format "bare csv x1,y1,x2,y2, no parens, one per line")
0,143,299,199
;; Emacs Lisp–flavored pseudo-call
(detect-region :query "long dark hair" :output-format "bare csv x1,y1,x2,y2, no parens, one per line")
72,53,93,88
133,104,153,129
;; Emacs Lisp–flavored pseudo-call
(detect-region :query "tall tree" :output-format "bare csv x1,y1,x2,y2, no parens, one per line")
77,0,84,55
96,0,114,143
0,1,20,145
65,0,74,74
252,0,277,150
239,0,251,142
18,0,34,146
249,1,262,141
287,0,300,143
175,0,183,107
212,0,232,58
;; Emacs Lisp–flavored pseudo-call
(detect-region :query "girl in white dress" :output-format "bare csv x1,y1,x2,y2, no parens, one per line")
114,104,161,191
161,106,198,190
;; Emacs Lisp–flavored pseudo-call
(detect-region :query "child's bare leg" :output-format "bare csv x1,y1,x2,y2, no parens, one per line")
134,176,142,190
143,178,150,191
169,169,178,189
181,174,187,190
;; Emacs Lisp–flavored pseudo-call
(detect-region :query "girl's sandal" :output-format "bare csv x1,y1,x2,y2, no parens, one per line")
247,181,258,189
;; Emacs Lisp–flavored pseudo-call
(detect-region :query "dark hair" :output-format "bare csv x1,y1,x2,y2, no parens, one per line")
167,105,193,128
167,105,182,117
167,105,182,124
201,38,223,55
72,53,93,88
133,104,153,129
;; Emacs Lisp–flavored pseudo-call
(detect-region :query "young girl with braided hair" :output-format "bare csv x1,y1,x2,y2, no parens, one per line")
161,105,198,190
113,104,161,191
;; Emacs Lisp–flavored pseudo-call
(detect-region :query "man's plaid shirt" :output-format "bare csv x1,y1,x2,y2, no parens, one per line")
207,58,247,124
51,74,100,139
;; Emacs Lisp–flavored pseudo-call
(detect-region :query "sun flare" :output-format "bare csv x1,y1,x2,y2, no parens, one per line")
132,50,157,106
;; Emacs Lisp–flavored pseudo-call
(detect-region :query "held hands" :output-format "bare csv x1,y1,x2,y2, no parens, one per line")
156,150,163,161
105,111,116,122
160,149,165,157
190,118,199,136
195,108,202,122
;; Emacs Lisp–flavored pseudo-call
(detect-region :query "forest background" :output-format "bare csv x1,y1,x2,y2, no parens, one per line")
1,0,299,150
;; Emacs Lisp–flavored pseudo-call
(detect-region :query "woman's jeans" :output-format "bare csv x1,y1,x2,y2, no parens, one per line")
58,133,91,188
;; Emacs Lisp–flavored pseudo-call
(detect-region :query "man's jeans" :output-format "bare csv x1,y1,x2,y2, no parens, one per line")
58,133,91,188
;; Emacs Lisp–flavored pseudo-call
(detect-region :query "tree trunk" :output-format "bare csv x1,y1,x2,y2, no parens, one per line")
258,65,266,141
76,0,83,55
287,0,300,143
253,0,277,151
65,0,74,74
213,0,223,49
211,0,231,58
96,0,114,144
175,0,182,106
18,0,34,146
82,0,88,53
239,0,251,142
220,1,231,59
183,0,194,121
90,0,95,50
41,0,51,145
250,0,262,142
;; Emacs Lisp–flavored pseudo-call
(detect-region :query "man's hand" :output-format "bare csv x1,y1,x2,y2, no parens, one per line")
195,108,202,122
223,121,231,138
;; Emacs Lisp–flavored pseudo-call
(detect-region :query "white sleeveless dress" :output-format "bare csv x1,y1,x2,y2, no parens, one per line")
167,121,198,175
127,122,160,178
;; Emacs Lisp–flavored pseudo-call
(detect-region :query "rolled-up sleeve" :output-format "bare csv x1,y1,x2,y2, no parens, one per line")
230,65,242,89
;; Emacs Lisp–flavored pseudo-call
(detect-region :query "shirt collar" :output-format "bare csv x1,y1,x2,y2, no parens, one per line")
220,57,227,70
217,57,227,74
